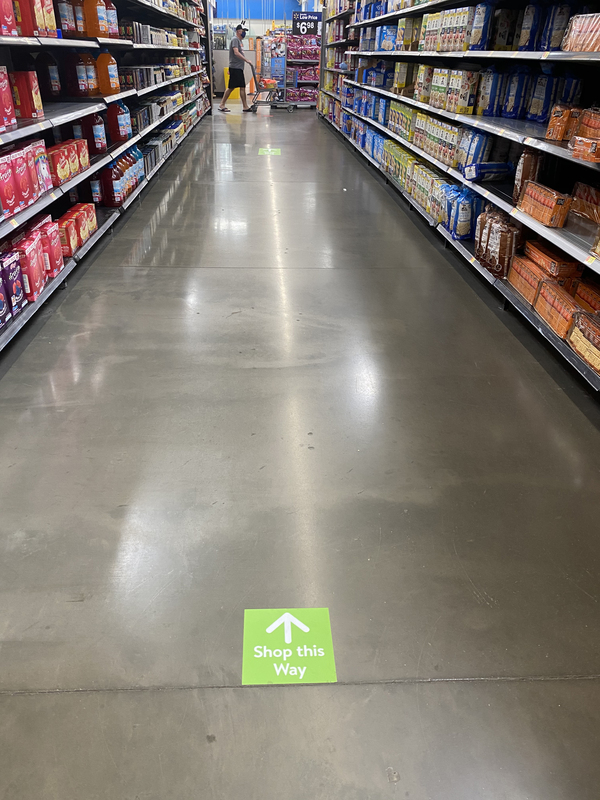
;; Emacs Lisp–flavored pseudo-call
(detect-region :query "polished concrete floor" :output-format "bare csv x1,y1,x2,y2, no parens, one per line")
1,103,600,798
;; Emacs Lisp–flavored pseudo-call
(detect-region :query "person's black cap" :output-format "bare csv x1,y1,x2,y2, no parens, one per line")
236,23,248,30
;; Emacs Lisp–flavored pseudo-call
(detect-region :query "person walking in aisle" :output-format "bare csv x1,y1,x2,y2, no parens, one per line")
219,24,252,113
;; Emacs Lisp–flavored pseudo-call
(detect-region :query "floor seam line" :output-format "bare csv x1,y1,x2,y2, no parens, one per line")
2,673,600,697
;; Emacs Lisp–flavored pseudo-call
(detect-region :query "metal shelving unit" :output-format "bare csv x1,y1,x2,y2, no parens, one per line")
320,111,600,391
351,47,600,61
0,0,212,354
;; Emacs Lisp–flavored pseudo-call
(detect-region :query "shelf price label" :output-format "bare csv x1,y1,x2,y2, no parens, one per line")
292,11,322,36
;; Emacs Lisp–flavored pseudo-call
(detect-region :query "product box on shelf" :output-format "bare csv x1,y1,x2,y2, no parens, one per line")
568,313,600,372
0,67,16,130
0,250,27,316
0,154,19,219
12,0,46,36
39,221,64,277
0,273,11,330
47,144,71,187
58,215,78,257
0,0,18,36
14,232,45,302
9,71,44,120
11,148,34,210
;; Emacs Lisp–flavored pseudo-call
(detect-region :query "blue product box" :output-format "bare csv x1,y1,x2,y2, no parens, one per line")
378,97,389,125
375,24,398,51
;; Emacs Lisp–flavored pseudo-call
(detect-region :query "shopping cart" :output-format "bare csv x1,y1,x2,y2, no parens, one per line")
248,63,295,113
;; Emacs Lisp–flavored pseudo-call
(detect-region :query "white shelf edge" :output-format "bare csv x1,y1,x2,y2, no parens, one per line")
350,47,600,62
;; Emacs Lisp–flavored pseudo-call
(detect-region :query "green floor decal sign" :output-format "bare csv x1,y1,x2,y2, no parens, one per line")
258,148,281,155
242,608,337,685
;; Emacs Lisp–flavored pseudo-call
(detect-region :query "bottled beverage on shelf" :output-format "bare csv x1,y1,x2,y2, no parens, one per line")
80,52,99,96
89,171,103,203
131,145,145,182
96,48,120,95
35,51,61,101
107,99,131,142
105,0,118,37
54,0,76,37
83,0,107,36
72,0,87,35
100,160,124,206
117,152,136,194
65,52,89,97
83,111,107,155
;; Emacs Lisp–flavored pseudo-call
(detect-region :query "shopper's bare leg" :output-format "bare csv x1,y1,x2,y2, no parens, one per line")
240,87,249,111
219,88,232,110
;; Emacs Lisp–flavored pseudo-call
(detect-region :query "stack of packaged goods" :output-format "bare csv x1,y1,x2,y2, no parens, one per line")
0,137,53,221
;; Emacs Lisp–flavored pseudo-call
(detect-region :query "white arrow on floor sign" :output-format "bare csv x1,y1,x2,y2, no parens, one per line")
266,612,310,644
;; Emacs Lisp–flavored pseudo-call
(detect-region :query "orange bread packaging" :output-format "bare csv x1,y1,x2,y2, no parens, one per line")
534,280,580,339
507,256,547,305
574,281,600,313
568,312,600,373
524,240,581,279
517,181,572,228
545,104,571,141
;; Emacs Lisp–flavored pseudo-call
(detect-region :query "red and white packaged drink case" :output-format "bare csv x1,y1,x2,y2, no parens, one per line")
0,154,19,218
0,251,28,315
14,233,46,302
0,66,17,129
10,148,34,209
39,221,64,277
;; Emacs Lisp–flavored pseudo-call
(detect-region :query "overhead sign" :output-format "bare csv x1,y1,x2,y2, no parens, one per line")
292,11,322,36
242,608,337,685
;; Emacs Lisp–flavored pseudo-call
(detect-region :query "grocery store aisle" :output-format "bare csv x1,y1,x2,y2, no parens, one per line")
2,103,600,799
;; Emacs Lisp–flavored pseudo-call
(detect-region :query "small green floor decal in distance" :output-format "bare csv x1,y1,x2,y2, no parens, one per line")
242,608,337,685
258,148,281,155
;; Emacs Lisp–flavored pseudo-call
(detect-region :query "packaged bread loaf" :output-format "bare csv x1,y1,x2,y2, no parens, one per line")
524,239,580,278
534,280,580,338
576,108,600,139
574,281,600,313
517,181,572,227
513,149,543,204
563,106,582,140
568,312,600,373
569,136,600,163
545,104,571,140
480,215,519,277
570,182,600,225
508,255,548,304
561,13,600,52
